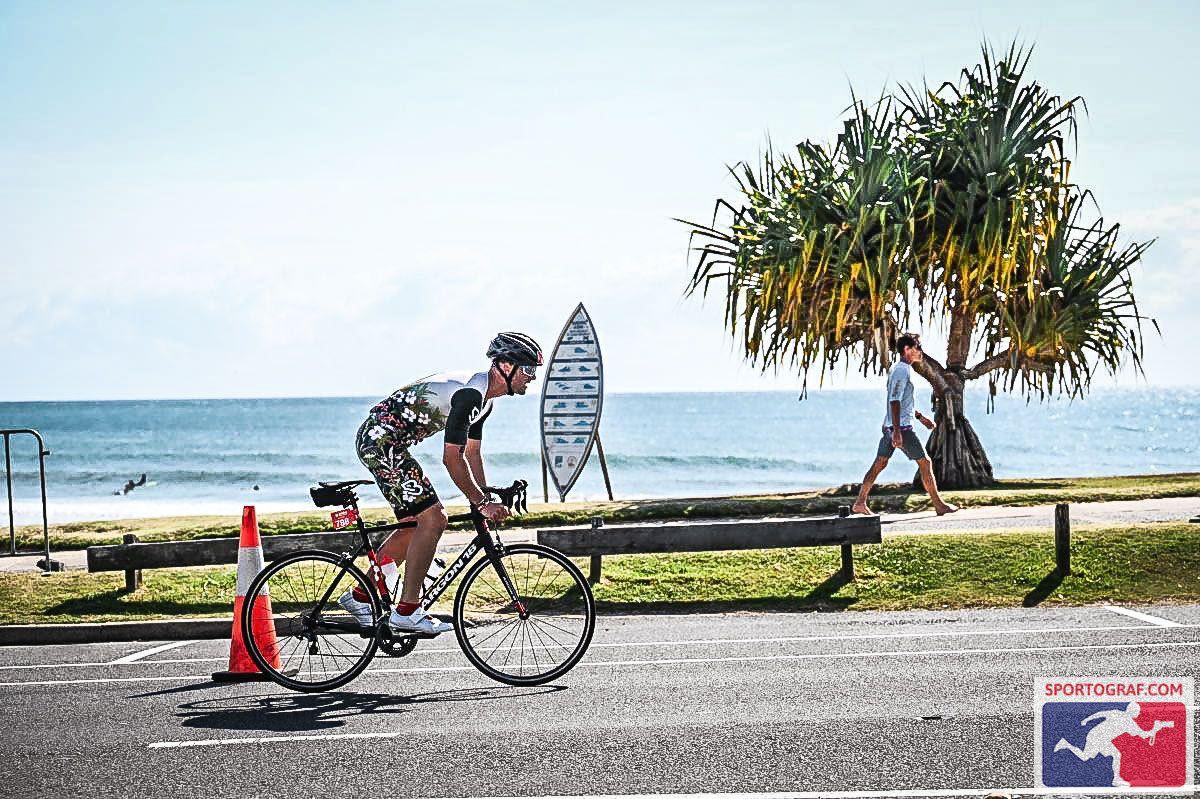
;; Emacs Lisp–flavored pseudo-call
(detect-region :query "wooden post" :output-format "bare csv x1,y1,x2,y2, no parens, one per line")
837,505,854,579
594,432,614,501
122,533,142,591
540,446,549,504
589,516,603,583
1054,503,1071,575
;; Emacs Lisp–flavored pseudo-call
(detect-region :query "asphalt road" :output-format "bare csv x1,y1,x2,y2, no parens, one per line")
2,605,1197,798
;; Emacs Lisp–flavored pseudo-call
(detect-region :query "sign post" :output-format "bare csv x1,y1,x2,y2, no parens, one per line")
540,303,612,502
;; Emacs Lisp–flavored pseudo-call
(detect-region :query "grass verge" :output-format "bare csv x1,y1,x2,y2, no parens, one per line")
9,472,1200,552
4,522,1197,625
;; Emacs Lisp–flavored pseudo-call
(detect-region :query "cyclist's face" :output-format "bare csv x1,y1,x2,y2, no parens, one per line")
510,364,536,394
497,361,536,395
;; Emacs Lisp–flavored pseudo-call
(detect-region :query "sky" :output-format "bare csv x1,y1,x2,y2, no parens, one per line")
2,1,1198,401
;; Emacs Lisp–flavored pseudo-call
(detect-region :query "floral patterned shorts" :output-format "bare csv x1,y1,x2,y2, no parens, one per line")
355,419,440,517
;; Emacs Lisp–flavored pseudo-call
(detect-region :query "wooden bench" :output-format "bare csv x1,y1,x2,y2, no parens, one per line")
536,513,882,582
88,513,884,590
87,531,362,590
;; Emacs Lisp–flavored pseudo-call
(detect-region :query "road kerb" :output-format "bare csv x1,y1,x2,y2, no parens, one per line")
0,618,231,646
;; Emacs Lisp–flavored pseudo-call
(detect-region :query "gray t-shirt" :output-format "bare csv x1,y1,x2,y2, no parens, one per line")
882,361,915,430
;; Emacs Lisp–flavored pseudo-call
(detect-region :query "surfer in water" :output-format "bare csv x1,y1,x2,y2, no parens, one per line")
115,474,150,495
340,332,542,637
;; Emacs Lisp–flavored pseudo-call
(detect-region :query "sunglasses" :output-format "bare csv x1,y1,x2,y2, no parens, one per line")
518,365,538,378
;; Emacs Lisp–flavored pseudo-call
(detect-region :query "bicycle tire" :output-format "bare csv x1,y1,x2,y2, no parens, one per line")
241,549,381,692
453,543,594,686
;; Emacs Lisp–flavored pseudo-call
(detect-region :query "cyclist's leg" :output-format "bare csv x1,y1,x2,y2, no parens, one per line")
397,501,448,605
361,446,445,601
379,522,414,565
356,432,440,597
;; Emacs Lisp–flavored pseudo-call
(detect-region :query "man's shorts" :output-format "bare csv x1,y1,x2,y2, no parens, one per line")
356,420,440,517
876,426,928,461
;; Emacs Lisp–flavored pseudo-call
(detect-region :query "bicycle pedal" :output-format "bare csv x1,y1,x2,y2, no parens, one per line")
392,629,442,639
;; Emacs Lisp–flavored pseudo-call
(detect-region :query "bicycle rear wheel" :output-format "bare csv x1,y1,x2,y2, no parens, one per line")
241,550,380,692
453,544,594,686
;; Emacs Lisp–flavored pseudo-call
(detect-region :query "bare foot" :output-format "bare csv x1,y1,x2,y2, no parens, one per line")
936,503,959,516
850,503,876,516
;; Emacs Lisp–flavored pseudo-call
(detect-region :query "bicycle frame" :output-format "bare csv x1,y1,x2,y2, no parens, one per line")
307,489,526,636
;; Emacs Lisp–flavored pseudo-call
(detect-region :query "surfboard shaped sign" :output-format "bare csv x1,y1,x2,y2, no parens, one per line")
540,303,604,501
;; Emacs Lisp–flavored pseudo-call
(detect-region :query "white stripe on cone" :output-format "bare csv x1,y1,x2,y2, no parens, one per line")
235,539,266,598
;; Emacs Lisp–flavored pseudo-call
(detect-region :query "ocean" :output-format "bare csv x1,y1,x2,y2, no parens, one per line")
0,388,1196,524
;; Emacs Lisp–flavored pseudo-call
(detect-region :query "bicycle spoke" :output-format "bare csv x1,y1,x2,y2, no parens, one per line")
276,633,306,669
475,573,511,608
528,613,580,637
486,617,524,663
471,616,522,649
527,616,573,655
526,621,541,674
528,557,550,599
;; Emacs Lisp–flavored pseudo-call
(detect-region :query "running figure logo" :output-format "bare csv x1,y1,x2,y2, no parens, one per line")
1036,678,1193,790
1054,702,1174,787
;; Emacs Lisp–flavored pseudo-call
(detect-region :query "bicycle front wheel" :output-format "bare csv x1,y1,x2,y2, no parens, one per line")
453,544,595,686
241,550,380,692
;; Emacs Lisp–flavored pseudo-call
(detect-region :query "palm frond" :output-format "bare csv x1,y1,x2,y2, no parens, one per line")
681,96,925,388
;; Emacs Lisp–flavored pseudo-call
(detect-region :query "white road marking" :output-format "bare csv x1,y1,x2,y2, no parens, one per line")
149,731,405,749
3,639,1199,687
1102,605,1182,627
432,789,1195,799
110,640,197,664
1,622,1191,671
531,623,1189,650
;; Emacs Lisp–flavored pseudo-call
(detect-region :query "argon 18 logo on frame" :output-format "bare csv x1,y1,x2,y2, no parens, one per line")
1035,677,1193,790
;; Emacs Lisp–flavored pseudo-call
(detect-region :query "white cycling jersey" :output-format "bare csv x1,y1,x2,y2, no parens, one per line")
362,371,494,448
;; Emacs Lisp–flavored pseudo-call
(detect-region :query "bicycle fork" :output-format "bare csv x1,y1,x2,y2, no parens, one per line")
478,534,529,618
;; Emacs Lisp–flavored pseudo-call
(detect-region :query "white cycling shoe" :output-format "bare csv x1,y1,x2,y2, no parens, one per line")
388,608,453,636
336,591,375,627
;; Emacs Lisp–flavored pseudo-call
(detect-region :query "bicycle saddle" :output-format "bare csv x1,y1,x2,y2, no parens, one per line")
310,479,372,508
317,479,373,491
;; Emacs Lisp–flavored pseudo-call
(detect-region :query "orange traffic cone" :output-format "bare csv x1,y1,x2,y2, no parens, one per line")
212,506,282,682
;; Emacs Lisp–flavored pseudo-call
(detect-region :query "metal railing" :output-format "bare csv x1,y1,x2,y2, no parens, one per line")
2,429,62,572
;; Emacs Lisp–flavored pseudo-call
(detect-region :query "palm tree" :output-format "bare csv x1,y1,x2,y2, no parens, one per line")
683,41,1154,489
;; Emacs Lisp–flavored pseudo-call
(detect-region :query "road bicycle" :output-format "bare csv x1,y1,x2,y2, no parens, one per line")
240,478,595,692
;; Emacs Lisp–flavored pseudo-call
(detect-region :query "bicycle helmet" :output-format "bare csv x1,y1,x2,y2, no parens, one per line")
487,332,543,395
486,332,543,366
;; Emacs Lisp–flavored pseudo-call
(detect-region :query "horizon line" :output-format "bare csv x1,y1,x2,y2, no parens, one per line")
2,384,1196,405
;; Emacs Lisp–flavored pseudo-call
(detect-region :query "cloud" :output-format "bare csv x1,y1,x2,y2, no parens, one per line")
1122,198,1200,313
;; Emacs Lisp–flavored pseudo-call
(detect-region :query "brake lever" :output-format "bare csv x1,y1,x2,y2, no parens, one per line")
486,480,529,514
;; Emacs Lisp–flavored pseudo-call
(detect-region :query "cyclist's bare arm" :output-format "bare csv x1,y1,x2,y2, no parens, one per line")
442,443,486,505
443,443,507,522
465,438,488,489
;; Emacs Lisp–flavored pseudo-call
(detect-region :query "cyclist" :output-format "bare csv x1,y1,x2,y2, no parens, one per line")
339,332,543,635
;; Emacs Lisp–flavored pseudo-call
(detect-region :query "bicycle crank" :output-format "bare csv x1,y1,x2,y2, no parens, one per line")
375,620,418,658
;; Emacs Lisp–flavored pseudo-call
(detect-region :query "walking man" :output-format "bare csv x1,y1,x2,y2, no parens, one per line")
851,332,958,516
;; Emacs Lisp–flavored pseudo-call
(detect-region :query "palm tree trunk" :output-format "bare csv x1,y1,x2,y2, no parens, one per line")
921,379,995,489
910,355,996,490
